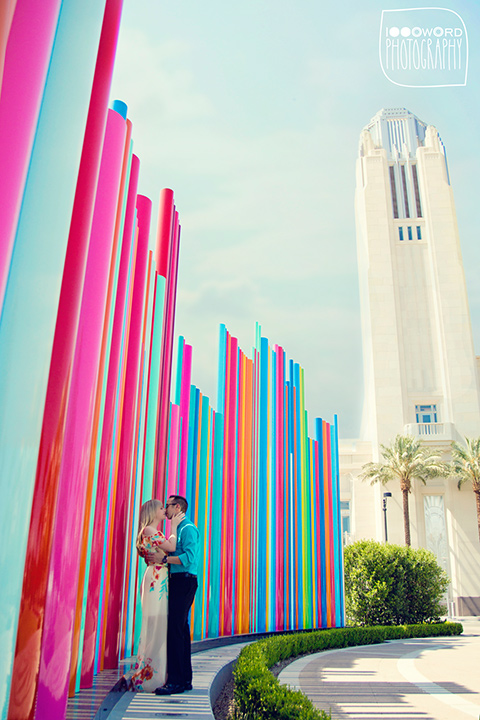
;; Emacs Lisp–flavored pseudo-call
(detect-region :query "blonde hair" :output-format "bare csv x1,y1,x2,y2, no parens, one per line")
136,499,163,554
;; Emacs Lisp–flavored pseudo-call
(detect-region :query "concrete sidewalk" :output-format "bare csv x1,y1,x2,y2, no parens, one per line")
104,641,247,720
278,618,480,720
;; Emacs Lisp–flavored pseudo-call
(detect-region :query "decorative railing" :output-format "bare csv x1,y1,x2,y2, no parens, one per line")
404,422,457,440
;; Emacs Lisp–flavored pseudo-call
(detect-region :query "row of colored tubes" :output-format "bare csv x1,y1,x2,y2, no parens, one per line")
117,324,344,665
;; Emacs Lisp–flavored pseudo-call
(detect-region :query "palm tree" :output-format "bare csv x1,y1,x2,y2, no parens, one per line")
359,435,449,546
450,437,480,542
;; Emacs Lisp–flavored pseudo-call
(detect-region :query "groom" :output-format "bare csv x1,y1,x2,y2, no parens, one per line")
154,495,199,695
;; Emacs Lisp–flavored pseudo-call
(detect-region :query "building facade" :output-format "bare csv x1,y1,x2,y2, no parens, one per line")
340,107,480,615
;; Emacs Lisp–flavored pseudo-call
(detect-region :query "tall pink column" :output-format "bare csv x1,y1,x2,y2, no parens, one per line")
275,345,285,630
0,0,62,313
222,334,237,635
152,189,174,497
103,194,152,668
81,153,139,683
155,188,174,277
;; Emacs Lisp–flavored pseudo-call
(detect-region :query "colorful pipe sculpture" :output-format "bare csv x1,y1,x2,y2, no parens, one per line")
0,5,344,720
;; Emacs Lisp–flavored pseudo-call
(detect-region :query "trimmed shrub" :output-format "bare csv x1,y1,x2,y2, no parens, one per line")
233,622,462,720
344,540,449,625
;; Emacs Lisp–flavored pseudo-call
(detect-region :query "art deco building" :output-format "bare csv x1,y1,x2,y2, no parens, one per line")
340,107,480,615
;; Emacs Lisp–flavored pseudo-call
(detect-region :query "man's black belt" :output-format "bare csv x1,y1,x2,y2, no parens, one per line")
170,571,197,578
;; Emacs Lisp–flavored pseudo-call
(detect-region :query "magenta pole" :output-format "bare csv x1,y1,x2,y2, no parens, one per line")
33,107,127,720
155,188,174,279
152,190,174,496
0,0,62,314
178,343,192,496
81,153,139,683
275,345,285,629
104,194,151,668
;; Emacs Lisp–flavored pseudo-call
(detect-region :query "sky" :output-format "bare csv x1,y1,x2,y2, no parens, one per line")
110,0,480,438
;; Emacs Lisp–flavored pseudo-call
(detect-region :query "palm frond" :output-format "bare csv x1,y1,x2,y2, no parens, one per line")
360,434,449,490
451,437,480,492
358,462,397,486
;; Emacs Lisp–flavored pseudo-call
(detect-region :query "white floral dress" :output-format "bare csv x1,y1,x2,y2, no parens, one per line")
129,530,168,691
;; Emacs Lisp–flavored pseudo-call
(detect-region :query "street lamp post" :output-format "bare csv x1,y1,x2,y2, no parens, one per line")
383,492,392,542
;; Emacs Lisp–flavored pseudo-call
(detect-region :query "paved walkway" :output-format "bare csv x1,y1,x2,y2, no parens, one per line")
278,619,480,720
107,642,247,720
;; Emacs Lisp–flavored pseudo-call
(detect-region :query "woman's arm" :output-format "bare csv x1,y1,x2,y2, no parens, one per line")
157,535,176,553
157,512,185,552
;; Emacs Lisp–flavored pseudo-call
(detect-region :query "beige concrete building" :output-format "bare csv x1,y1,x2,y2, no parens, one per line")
341,107,480,615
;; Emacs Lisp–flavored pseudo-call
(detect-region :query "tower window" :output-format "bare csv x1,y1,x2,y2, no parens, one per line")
389,166,399,219
411,164,423,217
416,226,422,240
398,227,404,241
401,164,410,218
407,226,413,240
415,404,438,423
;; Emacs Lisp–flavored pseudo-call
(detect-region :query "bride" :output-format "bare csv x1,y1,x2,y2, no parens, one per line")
128,499,184,691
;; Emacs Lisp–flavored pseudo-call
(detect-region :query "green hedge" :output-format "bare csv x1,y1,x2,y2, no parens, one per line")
344,540,450,625
233,622,463,720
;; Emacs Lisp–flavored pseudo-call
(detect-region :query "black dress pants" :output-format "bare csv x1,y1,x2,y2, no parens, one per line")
167,573,198,685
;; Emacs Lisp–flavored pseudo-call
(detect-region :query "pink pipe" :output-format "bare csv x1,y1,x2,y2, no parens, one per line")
178,342,192,496
33,108,127,720
205,411,215,636
155,211,180,497
155,188,174,279
275,346,285,629
81,153,139,685
251,346,259,631
86,215,140,679
104,194,151,668
219,330,230,635
97,184,140,667
233,351,244,637
219,329,230,635
224,334,237,635
326,425,335,626
152,190,174,506
0,0,62,313
121,251,153,658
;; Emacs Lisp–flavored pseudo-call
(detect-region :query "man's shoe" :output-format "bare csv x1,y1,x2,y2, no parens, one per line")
155,683,185,695
183,682,193,691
